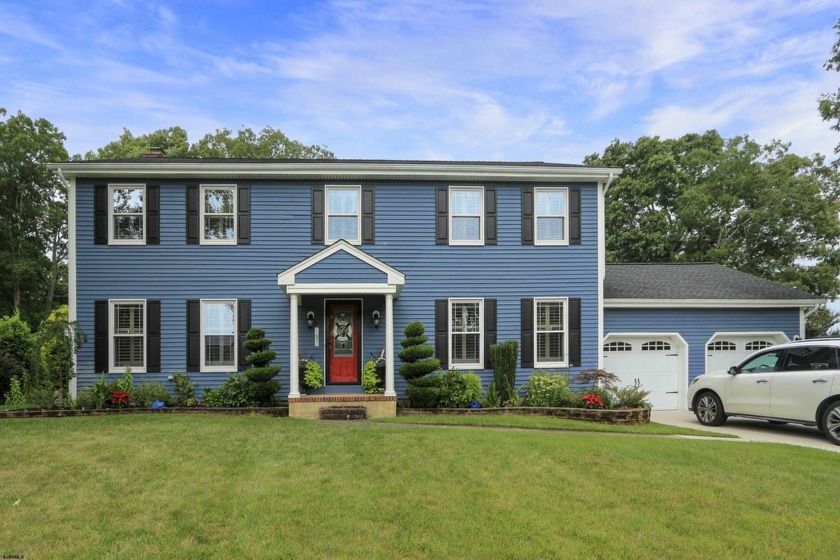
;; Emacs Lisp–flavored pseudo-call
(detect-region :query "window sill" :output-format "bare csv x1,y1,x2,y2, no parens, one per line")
535,361,568,368
109,240,146,246
110,367,146,374
450,363,483,370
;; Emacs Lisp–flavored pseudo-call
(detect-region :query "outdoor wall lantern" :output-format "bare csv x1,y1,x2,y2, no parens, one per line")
372,310,381,329
306,311,315,329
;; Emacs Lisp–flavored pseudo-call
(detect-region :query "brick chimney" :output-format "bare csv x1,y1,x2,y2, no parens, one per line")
142,146,166,158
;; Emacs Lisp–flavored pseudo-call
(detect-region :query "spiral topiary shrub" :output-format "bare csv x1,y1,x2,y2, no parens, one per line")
398,321,440,382
243,328,281,406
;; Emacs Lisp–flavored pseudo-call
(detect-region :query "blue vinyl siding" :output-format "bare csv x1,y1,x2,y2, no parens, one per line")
604,307,801,383
296,251,388,284
75,180,600,398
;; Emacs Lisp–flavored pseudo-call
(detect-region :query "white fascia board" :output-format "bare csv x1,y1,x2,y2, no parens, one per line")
283,283,399,295
604,298,825,308
277,239,405,286
48,161,623,182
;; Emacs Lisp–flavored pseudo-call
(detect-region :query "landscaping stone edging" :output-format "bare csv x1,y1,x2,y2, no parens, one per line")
0,406,289,419
397,406,650,425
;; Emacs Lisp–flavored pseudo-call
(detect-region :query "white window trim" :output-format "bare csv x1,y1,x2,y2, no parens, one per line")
534,297,569,367
200,184,237,246
534,187,569,246
325,185,362,245
448,186,484,246
108,184,146,245
448,297,484,370
108,299,146,373
200,299,238,372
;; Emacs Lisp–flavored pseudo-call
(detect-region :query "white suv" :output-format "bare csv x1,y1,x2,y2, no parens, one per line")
687,339,840,445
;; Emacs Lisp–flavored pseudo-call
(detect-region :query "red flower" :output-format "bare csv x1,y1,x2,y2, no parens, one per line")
580,393,604,409
110,390,132,407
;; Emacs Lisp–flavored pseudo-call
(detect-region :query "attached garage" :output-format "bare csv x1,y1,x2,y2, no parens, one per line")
602,333,687,410
704,332,789,373
603,263,821,411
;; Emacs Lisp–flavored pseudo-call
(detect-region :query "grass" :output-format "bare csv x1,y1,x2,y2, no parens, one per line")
1,415,838,559
373,413,736,437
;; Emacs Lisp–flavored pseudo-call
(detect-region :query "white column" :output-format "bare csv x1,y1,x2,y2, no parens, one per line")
288,293,301,398
384,293,396,397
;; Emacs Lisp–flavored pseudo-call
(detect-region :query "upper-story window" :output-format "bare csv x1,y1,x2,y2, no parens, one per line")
109,185,145,244
326,187,361,244
201,185,237,244
449,187,484,245
110,299,145,373
534,188,568,245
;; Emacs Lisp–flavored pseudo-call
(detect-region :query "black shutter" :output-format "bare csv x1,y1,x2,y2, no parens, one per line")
362,185,375,244
483,299,497,369
95,300,108,373
435,187,448,245
238,300,252,371
485,187,497,245
187,300,200,372
569,298,582,367
435,299,449,369
94,185,108,245
147,300,161,372
312,186,324,244
521,298,534,368
569,187,581,245
237,185,251,245
147,185,160,245
186,185,199,244
522,187,534,245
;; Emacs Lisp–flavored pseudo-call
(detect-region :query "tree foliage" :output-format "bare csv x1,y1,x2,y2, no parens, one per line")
585,131,840,299
83,125,334,160
0,109,69,325
398,321,440,382
820,18,840,166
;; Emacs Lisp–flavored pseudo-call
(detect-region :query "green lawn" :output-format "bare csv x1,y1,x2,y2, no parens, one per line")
374,413,735,437
1,415,837,559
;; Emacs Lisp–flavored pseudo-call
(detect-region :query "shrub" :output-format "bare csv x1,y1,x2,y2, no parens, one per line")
362,359,384,394
576,368,620,392
37,305,86,399
398,321,440,382
523,371,575,407
576,386,614,409
580,393,605,409
300,359,323,390
134,381,172,407
26,382,57,409
3,376,26,408
243,328,281,405
115,368,134,396
611,379,652,409
406,374,444,408
89,374,117,409
203,374,256,408
75,387,97,410
438,371,482,408
109,390,131,408
490,340,518,403
0,311,41,395
172,372,198,406
482,382,501,408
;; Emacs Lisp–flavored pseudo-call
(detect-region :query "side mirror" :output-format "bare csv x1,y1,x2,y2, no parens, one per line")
728,366,739,375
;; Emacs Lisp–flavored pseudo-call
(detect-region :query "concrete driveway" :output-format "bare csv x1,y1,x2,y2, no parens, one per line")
651,410,840,454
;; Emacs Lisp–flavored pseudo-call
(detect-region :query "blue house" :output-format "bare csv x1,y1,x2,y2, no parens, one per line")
51,157,821,415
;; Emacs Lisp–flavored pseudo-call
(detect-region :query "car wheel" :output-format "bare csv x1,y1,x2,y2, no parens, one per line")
695,392,727,426
822,401,840,446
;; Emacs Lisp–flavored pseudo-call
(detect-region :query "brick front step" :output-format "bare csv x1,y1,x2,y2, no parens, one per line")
320,406,368,420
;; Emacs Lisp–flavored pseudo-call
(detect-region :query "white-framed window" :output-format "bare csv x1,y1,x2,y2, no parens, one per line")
201,299,237,371
326,186,361,244
534,188,568,245
604,341,632,352
535,298,567,366
449,186,484,245
109,300,146,373
200,185,237,244
642,340,672,351
746,340,773,351
708,341,736,351
109,184,145,244
449,298,483,368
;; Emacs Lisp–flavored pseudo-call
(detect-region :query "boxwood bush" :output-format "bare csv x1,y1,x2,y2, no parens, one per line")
523,372,575,407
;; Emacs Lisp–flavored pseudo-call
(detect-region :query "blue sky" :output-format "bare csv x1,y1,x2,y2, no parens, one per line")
1,0,837,162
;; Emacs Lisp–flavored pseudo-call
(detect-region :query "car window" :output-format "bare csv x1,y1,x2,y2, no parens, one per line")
780,346,839,372
739,350,784,373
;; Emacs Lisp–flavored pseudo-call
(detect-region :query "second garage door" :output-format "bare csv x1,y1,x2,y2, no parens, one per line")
603,334,685,410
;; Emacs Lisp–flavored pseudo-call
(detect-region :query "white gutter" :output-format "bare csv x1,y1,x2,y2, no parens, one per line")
803,302,822,318
603,172,615,195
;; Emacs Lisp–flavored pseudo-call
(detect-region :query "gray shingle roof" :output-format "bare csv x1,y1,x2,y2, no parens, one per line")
605,263,821,301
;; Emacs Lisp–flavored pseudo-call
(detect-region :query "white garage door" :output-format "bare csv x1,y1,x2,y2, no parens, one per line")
603,336,683,410
705,332,789,374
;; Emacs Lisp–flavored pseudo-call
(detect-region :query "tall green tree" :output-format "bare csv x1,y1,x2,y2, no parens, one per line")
820,18,840,166
84,125,334,160
585,131,840,300
0,109,69,325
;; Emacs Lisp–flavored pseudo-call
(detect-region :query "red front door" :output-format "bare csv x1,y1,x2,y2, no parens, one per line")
327,302,361,384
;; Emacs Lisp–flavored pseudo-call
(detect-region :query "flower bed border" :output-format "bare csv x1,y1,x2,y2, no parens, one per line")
0,406,289,419
397,406,650,425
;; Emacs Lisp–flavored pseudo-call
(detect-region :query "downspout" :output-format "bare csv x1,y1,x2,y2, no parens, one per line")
56,167,78,398
800,302,824,340
603,172,615,196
